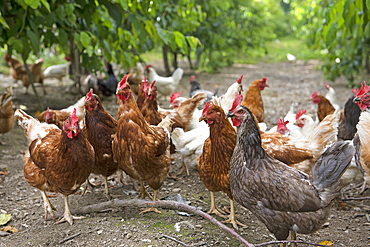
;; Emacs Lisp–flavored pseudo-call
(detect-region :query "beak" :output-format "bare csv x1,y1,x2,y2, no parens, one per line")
225,111,234,119
199,115,206,122
353,97,361,103
293,121,298,126
309,99,313,101
72,125,79,135
265,84,269,88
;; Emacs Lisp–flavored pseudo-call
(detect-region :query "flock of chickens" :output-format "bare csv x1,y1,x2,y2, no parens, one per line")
1,58,370,245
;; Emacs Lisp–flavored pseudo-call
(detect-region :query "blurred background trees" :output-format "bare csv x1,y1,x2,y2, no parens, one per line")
0,0,369,86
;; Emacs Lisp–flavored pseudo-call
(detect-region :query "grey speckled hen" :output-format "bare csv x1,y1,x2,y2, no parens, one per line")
226,105,355,243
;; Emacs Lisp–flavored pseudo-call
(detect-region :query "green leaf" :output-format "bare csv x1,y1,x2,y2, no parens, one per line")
80,31,90,48
24,0,33,6
26,29,40,52
0,214,11,226
155,24,168,44
58,29,68,44
367,0,370,11
41,0,50,12
173,31,183,48
0,14,9,29
65,3,75,15
30,0,40,9
13,39,23,53
324,23,337,47
74,32,82,51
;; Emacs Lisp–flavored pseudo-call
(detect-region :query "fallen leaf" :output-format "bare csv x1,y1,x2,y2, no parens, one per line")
0,225,18,233
319,240,334,246
0,170,8,176
0,214,11,226
35,111,40,117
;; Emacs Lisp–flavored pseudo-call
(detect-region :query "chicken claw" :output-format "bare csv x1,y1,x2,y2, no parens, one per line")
139,190,161,214
207,192,227,219
56,195,85,225
222,199,247,229
40,191,55,221
139,181,153,200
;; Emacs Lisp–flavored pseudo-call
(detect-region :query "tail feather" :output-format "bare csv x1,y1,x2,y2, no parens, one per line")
15,109,59,143
310,141,355,205
213,87,220,97
176,92,207,127
308,110,340,158
171,68,184,84
0,86,13,110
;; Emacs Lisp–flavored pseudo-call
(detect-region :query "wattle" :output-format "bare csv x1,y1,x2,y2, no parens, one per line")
232,118,241,127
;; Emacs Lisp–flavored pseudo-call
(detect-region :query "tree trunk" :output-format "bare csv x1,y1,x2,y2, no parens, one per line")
187,45,193,70
365,51,370,74
172,52,178,69
162,45,171,76
195,46,201,68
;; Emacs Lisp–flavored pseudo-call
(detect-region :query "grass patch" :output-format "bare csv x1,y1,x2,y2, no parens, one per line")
236,36,324,64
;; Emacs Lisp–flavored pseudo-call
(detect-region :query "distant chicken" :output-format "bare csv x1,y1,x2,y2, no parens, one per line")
241,77,268,123
324,83,340,110
0,86,16,135
146,65,184,100
38,96,86,129
43,59,71,82
6,55,46,95
82,89,118,198
127,62,145,95
112,75,173,214
227,104,354,244
310,91,344,122
15,108,94,225
98,62,118,96
198,99,246,229
189,75,219,101
337,96,361,141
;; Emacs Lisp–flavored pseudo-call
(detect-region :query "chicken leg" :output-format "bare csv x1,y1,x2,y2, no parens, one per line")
103,176,111,200
139,181,153,200
222,199,247,229
290,231,297,247
56,195,85,225
207,191,227,218
177,155,190,176
139,189,161,214
40,191,55,221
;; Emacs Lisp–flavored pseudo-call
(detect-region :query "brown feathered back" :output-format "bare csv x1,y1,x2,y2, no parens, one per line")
242,79,265,122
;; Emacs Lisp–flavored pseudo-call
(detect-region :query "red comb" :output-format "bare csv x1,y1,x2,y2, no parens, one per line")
324,83,330,90
237,74,244,84
39,57,43,62
150,80,156,89
190,75,196,82
86,88,93,101
145,65,152,71
119,74,128,88
202,101,211,115
262,77,267,83
352,88,360,94
229,92,243,112
355,81,370,98
295,109,306,120
277,118,289,129
170,91,182,104
45,107,50,118
71,108,79,126
311,91,318,99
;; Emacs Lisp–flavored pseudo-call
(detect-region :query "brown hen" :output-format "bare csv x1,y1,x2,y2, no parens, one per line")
0,86,16,135
198,98,246,229
311,91,344,122
15,108,94,225
83,89,118,198
241,77,268,122
112,75,173,214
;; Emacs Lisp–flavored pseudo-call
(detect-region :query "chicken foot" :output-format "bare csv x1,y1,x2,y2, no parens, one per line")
56,195,85,225
290,231,297,247
222,199,247,230
103,176,111,200
207,192,227,219
40,191,55,221
177,155,189,176
139,181,153,200
139,190,161,214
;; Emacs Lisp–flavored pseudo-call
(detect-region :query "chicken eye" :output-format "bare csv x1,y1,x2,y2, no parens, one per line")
238,109,243,114
210,111,214,114
365,96,369,100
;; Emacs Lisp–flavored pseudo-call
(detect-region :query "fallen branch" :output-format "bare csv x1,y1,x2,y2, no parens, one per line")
46,198,335,247
59,232,81,244
162,234,189,247
341,196,370,201
47,198,254,247
254,240,336,247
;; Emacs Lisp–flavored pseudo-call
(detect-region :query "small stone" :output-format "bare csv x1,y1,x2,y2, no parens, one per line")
353,207,361,212
172,188,181,193
97,230,103,235
353,213,365,218
194,225,202,228
322,222,330,228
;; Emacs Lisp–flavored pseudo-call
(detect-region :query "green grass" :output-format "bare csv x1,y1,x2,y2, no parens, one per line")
236,36,324,64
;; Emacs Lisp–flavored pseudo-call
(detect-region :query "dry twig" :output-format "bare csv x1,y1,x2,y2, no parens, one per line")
59,232,81,244
162,234,189,247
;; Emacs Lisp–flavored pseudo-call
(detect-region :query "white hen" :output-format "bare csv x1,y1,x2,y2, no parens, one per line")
220,74,245,115
146,65,184,100
43,62,71,81
324,83,341,110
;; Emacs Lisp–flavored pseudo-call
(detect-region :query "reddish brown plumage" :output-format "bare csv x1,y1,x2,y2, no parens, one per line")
83,92,118,179
0,86,16,134
312,94,344,122
38,109,70,129
241,78,267,122
198,101,235,199
112,78,171,192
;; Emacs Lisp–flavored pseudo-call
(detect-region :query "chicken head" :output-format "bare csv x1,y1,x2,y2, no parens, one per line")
116,75,131,102
353,81,370,110
257,77,268,91
170,91,182,108
84,88,99,111
225,92,244,127
277,118,290,135
45,107,56,124
62,108,80,139
146,80,157,100
295,109,307,127
310,91,320,104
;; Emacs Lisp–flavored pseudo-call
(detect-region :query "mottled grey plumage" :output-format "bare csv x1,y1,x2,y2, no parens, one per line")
353,133,365,174
229,105,355,241
190,80,219,102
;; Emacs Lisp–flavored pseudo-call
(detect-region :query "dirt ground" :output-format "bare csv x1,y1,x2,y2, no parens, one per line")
0,59,369,247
